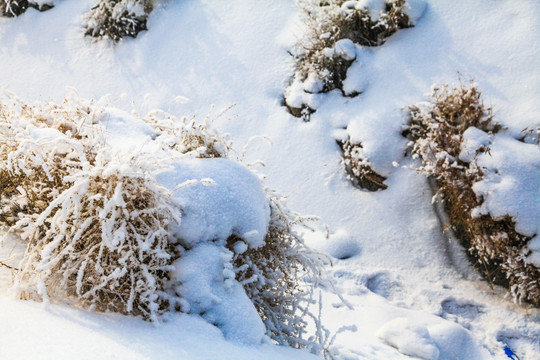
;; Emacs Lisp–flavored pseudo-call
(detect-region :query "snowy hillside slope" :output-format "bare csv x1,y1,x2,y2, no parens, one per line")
1,0,539,359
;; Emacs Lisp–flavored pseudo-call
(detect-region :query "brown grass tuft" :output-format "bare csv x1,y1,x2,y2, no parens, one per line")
16,171,180,320
339,140,387,191
296,0,412,93
407,81,540,307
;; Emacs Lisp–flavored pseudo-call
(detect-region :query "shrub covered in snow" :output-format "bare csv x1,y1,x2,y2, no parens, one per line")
284,0,425,119
83,0,156,41
0,0,53,17
296,0,412,89
0,91,328,348
406,82,540,307
0,92,86,228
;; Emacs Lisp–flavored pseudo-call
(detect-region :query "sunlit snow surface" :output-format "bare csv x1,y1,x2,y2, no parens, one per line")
1,0,539,359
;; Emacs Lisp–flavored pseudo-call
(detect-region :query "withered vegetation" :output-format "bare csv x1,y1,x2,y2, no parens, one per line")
17,173,180,320
298,0,411,92
0,0,53,17
1,92,328,345
83,0,156,41
406,82,540,307
227,196,326,348
339,139,387,191
285,0,414,118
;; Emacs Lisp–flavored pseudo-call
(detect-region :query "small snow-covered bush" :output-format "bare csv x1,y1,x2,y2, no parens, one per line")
1,91,329,347
297,0,412,91
83,0,156,41
339,139,387,191
0,0,53,17
284,0,425,119
406,82,540,307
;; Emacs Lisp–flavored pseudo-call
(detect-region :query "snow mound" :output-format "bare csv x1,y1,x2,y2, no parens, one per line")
158,158,270,248
377,317,489,360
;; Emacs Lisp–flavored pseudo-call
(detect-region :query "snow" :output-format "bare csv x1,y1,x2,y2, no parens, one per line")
342,47,371,96
458,127,492,164
351,0,387,21
377,318,441,360
0,295,316,360
471,136,540,237
1,0,539,359
334,39,357,62
156,158,270,248
404,0,427,24
172,243,266,344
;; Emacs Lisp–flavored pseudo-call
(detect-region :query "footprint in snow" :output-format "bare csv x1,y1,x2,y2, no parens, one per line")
439,297,484,329
326,231,361,260
366,272,403,300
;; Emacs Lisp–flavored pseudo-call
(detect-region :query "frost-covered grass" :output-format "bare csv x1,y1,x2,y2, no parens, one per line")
0,91,329,349
406,81,540,307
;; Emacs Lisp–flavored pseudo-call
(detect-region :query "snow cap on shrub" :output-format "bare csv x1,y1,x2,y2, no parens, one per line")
1,91,328,350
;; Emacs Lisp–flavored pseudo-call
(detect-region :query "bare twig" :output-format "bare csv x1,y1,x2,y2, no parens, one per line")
0,260,18,271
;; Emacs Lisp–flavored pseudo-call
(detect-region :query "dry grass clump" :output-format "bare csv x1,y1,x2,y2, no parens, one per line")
227,192,327,349
0,92,183,320
0,0,53,17
0,0,28,16
0,97,90,229
339,139,387,191
83,0,156,41
2,92,329,346
16,169,180,321
294,0,412,94
406,82,540,307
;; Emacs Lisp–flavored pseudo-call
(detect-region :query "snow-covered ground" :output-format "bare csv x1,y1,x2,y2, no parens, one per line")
1,1,539,359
